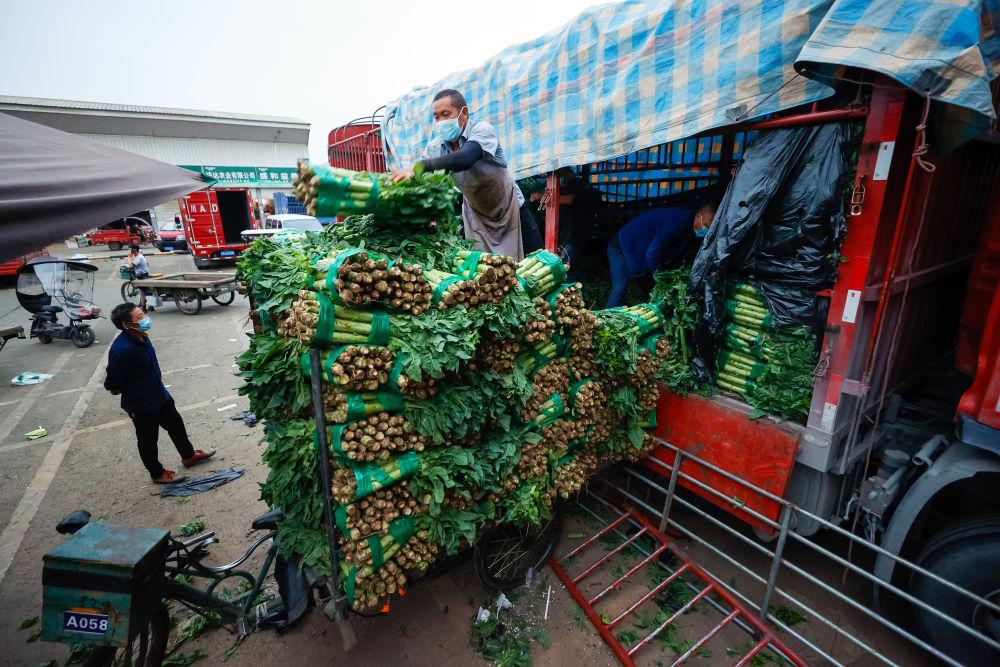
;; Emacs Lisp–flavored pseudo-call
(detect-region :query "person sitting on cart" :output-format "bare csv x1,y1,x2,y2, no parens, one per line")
390,89,541,260
104,303,215,485
125,244,154,311
606,202,715,308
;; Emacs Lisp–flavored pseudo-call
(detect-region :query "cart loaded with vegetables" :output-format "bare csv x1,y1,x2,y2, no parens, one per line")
236,162,679,613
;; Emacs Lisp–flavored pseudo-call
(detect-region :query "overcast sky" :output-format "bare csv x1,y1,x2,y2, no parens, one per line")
0,0,608,162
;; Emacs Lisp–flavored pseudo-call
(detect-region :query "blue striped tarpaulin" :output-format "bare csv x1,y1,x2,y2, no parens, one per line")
382,0,1000,176
797,0,1000,150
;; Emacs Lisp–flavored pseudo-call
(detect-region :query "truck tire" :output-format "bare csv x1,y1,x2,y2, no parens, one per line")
108,241,123,251
192,256,211,270
910,511,1000,666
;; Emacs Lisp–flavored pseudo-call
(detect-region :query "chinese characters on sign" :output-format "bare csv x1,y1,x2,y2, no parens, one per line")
180,165,298,187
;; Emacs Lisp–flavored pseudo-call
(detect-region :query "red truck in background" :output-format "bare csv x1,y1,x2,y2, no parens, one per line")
179,187,258,269
86,215,155,250
0,248,49,277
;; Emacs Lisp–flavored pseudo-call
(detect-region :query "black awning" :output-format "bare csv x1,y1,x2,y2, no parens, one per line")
0,112,211,262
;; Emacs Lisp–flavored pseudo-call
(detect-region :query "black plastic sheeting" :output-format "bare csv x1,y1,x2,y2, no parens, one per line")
0,112,209,262
690,122,854,335
160,467,245,497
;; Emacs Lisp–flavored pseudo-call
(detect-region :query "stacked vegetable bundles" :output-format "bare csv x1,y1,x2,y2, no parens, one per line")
714,283,816,421
237,168,676,612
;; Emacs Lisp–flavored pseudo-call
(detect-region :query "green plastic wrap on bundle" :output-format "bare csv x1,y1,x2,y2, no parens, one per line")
716,349,768,381
295,291,392,348
335,506,418,545
517,250,567,296
641,408,657,430
325,390,405,423
307,247,364,297
299,344,395,387
332,451,422,503
425,269,469,306
609,303,667,337
524,393,567,430
639,331,665,353
309,165,382,217
340,516,417,604
450,249,484,278
514,334,565,377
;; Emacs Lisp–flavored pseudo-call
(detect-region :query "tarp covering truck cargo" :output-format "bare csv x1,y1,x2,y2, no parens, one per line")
382,0,1000,176
0,112,209,262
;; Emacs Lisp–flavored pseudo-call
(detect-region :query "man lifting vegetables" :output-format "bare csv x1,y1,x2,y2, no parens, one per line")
392,89,540,260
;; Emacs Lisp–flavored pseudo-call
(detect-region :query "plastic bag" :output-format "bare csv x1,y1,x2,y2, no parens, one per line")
159,467,245,497
691,122,853,334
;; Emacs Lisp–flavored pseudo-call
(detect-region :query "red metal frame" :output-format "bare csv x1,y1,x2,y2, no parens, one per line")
328,118,387,173
549,501,806,666
648,390,800,531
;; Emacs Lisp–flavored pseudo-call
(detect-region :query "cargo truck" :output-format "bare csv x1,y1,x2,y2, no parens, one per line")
337,74,1000,660
178,187,258,269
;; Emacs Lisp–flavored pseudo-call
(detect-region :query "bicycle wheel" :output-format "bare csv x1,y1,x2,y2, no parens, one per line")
211,291,235,306
82,606,168,666
174,291,202,315
475,505,563,592
121,281,142,305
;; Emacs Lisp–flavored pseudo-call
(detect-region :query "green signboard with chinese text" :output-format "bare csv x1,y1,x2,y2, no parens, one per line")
180,165,298,188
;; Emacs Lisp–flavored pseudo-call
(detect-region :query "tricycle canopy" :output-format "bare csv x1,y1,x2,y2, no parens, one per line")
16,258,101,318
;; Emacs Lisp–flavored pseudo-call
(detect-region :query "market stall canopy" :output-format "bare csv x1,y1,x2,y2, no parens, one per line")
382,0,1000,176
0,112,211,262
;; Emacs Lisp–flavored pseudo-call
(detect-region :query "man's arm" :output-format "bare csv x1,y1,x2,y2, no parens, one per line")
104,347,128,395
420,141,484,173
644,219,687,273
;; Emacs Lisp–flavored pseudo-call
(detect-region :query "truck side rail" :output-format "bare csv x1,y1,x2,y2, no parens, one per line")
589,439,1000,666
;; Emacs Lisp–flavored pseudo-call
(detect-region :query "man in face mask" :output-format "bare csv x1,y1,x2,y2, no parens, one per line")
391,89,540,260
104,303,215,484
606,202,716,308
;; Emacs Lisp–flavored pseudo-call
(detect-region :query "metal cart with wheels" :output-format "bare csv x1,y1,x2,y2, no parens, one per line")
0,325,25,352
121,273,237,315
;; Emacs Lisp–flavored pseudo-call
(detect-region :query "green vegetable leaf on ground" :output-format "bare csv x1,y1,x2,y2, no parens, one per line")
178,521,204,537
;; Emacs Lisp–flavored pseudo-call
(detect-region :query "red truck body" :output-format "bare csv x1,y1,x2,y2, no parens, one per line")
0,248,49,277
179,187,257,268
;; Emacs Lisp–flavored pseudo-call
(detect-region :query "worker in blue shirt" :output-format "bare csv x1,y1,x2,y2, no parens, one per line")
104,303,215,484
606,203,715,307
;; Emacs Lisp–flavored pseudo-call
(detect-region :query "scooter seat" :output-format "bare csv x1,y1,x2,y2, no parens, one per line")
40,305,62,314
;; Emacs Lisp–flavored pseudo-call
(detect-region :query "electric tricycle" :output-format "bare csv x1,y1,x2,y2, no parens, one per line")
16,258,101,348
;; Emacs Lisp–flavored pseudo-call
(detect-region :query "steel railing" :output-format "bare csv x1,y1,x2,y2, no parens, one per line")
582,437,1000,666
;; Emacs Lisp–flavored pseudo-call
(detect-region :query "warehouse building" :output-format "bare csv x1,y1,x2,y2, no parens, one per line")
0,96,309,225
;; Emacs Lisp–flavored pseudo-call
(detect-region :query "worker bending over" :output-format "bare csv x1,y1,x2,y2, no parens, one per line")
392,89,541,260
606,203,715,308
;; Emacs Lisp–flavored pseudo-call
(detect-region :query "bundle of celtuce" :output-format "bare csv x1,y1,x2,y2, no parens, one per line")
293,162,459,225
313,250,433,314
238,205,678,612
714,283,817,421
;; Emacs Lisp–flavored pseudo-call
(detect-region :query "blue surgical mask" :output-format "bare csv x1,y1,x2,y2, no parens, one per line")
694,226,709,239
433,114,464,142
136,316,152,332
